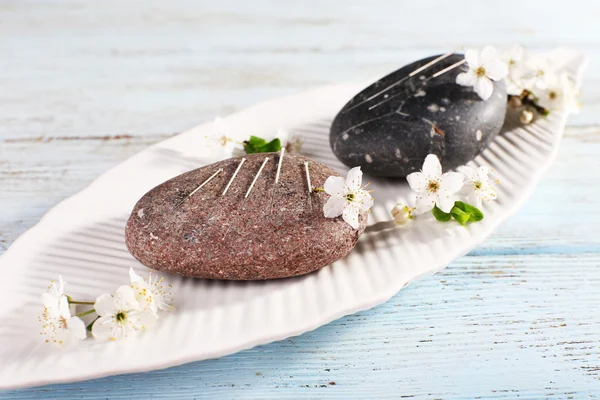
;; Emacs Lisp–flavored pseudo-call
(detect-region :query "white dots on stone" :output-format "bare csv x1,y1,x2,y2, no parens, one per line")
419,75,426,80
440,107,446,112
395,148,402,158
476,130,483,141
455,115,461,121
384,94,389,98
137,208,145,218
342,133,349,140
365,154,373,163
427,103,439,112
415,89,426,97
441,98,451,105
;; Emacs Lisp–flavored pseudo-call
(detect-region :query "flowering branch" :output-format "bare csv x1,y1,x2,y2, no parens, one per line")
501,46,580,122
40,269,174,347
393,154,497,227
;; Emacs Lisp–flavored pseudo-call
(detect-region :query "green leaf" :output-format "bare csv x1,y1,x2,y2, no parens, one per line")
261,138,282,153
454,201,484,222
450,205,471,226
451,201,484,225
432,205,451,222
243,136,267,154
243,136,282,154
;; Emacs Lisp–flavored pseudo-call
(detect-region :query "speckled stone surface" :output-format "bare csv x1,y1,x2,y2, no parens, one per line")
330,54,507,177
125,153,367,280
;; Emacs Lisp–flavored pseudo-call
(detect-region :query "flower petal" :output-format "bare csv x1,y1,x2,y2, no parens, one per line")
58,295,72,319
353,189,374,212
456,70,476,87
439,172,464,194
476,166,490,181
342,205,360,229
323,195,346,218
67,316,87,340
129,268,144,284
474,77,494,100
406,172,427,193
94,293,116,317
464,49,480,68
422,154,442,179
506,45,523,63
344,167,363,191
457,166,477,182
436,192,455,213
131,281,156,313
57,275,65,295
485,60,508,81
479,46,498,66
323,176,345,197
113,285,140,311
91,315,116,341
413,192,436,215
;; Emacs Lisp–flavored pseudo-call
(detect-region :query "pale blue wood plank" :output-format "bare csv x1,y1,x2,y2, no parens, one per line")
0,0,599,138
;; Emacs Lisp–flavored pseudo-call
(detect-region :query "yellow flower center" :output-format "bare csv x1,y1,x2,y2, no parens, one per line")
476,67,486,77
474,181,482,190
427,181,440,192
344,193,355,202
116,312,127,323
549,91,557,100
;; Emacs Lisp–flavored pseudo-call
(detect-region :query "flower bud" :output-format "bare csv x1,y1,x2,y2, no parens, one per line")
519,109,534,124
508,96,522,109
391,204,413,225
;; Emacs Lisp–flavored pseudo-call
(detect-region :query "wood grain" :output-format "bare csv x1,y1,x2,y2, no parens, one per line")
1,0,599,398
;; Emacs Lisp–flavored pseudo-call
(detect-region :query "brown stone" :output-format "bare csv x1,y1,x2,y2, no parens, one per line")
125,152,367,280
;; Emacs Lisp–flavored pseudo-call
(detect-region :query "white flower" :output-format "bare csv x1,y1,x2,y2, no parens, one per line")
323,167,374,229
129,268,173,315
456,46,508,100
502,45,528,96
41,275,68,318
277,129,303,153
535,73,580,114
458,166,497,207
92,286,157,342
391,203,413,225
522,56,557,91
407,154,464,214
40,292,86,347
206,117,236,155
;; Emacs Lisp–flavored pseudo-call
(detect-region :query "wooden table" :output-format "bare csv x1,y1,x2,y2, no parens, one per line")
2,1,599,398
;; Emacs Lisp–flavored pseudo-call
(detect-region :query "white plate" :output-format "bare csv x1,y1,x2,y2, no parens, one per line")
0,48,586,389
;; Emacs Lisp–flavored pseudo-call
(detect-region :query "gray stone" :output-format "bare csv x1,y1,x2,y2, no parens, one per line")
125,153,367,280
330,54,507,177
